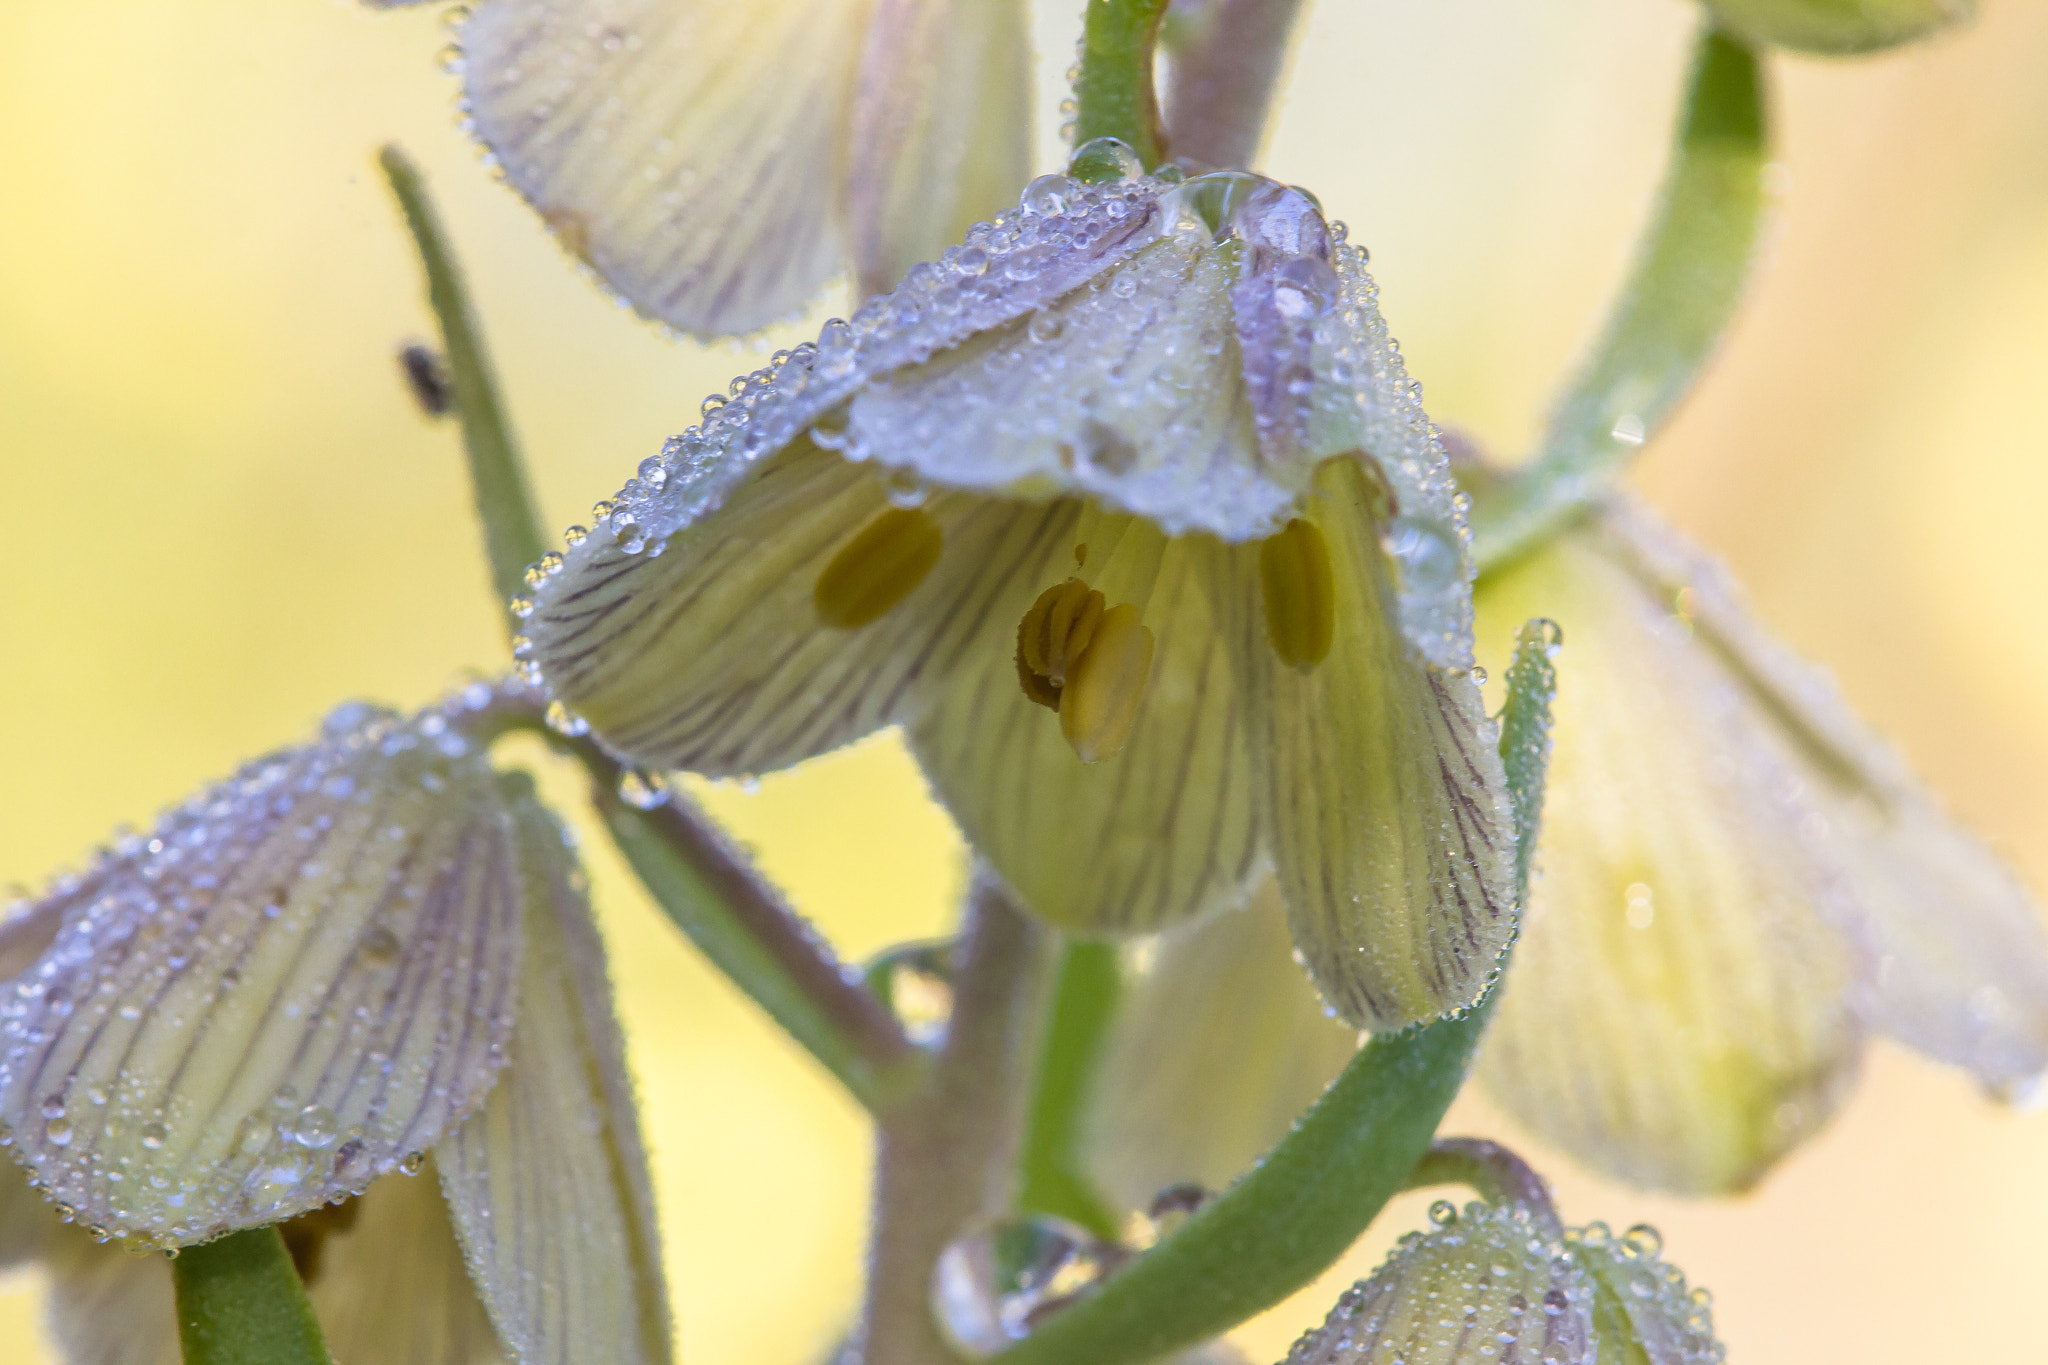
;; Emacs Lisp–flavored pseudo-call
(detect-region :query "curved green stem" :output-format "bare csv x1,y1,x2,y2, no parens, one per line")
1403,1137,1564,1239
173,1228,334,1365
1074,0,1175,169
1470,28,1768,575
988,620,1560,1365
379,145,549,624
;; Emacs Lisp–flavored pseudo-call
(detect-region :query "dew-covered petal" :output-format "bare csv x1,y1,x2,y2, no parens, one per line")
1603,501,2048,1100
439,791,672,1365
1282,1204,1595,1365
459,0,865,337
1567,1223,1725,1365
910,515,1263,934
46,1228,179,1365
528,436,1088,778
0,894,65,986
845,0,1031,299
0,704,524,1243
1231,456,1515,1032
1473,529,1864,1193
1701,0,1970,54
308,1163,507,1365
1081,879,1357,1210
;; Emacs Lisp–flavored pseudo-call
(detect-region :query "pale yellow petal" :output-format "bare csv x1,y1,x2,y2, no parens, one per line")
438,794,672,1365
1082,879,1356,1210
308,1164,507,1365
1235,456,1515,1032
459,0,864,336
529,435,1085,778
0,1155,55,1271
45,1230,179,1365
1474,529,1863,1194
846,0,1031,298
1603,499,2048,1100
911,515,1263,933
0,704,523,1243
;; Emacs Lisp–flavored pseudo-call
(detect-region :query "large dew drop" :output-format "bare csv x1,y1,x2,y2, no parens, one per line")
931,1215,1113,1357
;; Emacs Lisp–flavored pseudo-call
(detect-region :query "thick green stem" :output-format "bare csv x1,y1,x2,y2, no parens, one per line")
379,145,549,624
986,620,1560,1365
1469,29,1767,575
173,1228,334,1365
1074,0,1175,169
1162,0,1308,169
1015,939,1123,1241
860,873,1052,1365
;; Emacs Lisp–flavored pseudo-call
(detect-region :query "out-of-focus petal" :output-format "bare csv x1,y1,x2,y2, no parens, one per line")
1473,529,1863,1193
0,894,65,985
1700,0,1971,55
846,0,1031,299
1281,1203,1595,1365
308,1163,506,1365
45,1229,179,1365
0,1157,54,1271
1603,500,2048,1100
1081,879,1356,1209
911,520,1263,934
0,704,524,1243
439,789,672,1365
1566,1223,1724,1365
459,0,866,337
1234,456,1514,1033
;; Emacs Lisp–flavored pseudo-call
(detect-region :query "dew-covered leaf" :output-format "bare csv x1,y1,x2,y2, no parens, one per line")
0,704,523,1244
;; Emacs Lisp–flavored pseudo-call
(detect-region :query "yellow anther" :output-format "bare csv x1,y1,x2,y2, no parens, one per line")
1259,517,1336,670
1016,578,1107,703
814,506,944,629
1059,604,1155,763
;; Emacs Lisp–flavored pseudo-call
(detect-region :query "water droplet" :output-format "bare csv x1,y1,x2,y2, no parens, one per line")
1020,173,1074,218
1067,137,1143,184
544,700,590,737
1428,1199,1458,1228
1622,1224,1662,1259
867,941,955,1047
399,1151,426,1177
290,1105,339,1150
1383,517,1461,597
617,769,671,810
1610,412,1647,446
139,1122,167,1151
360,926,401,965
932,1216,1111,1357
44,1117,73,1148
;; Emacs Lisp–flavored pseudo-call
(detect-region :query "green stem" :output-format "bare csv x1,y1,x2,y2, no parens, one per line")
173,1228,334,1365
1015,939,1123,1241
987,620,1560,1365
1469,28,1767,575
1074,0,1175,169
1403,1137,1564,1238
379,145,549,623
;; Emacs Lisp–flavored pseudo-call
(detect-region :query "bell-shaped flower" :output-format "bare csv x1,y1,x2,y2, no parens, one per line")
0,698,672,1364
1283,1203,1722,1365
1472,496,2048,1192
446,0,1031,335
521,158,1516,1032
1698,0,1972,55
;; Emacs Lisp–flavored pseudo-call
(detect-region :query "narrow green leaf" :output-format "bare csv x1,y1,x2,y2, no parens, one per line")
1073,0,1175,169
1471,29,1767,575
379,145,549,623
989,622,1561,1365
173,1228,334,1365
1016,940,1124,1241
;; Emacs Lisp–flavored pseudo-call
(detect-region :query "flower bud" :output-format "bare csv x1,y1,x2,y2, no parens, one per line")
1700,0,1971,55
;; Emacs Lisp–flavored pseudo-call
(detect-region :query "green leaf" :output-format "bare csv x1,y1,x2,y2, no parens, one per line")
1072,0,1175,169
173,1228,335,1365
987,620,1561,1365
379,145,549,624
1470,29,1767,575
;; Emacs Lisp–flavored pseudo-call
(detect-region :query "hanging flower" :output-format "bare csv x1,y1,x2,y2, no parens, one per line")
519,155,1516,1033
426,0,1031,336
0,694,671,1364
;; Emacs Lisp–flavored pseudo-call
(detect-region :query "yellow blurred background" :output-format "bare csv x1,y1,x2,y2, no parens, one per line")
2,0,2045,1360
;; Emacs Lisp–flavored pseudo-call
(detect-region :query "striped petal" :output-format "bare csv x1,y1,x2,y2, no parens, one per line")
46,1228,179,1365
1473,525,1864,1193
1081,878,1357,1210
845,0,1031,299
1231,455,1515,1032
0,703,524,1243
1603,502,2048,1102
1283,1205,1595,1365
307,1163,507,1365
910,516,1264,934
459,0,865,337
439,788,672,1365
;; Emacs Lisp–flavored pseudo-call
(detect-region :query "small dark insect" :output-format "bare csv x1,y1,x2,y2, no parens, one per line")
398,343,453,417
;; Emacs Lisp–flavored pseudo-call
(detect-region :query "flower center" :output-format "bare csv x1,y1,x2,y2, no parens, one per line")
814,505,944,628
1259,517,1335,669
1015,578,1155,763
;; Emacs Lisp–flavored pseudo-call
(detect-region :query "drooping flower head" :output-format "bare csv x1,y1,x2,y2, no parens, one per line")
522,152,1517,1031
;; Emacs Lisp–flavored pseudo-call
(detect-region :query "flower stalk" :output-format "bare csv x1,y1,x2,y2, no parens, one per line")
172,1229,334,1365
1163,0,1310,169
1015,939,1124,1241
1074,0,1176,168
1403,1137,1564,1238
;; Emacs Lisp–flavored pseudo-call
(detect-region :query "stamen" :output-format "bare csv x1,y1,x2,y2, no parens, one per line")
1015,580,1155,763
814,505,944,628
1259,517,1336,670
